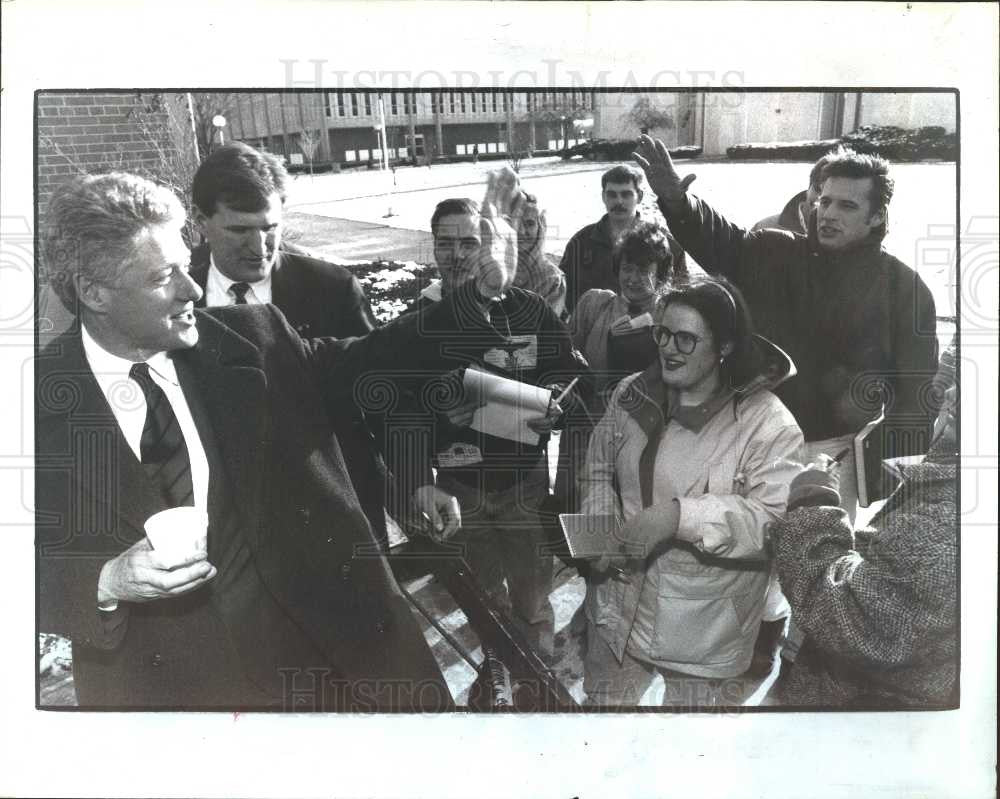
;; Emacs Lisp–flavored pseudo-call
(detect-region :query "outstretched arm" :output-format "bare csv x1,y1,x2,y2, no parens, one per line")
633,134,761,282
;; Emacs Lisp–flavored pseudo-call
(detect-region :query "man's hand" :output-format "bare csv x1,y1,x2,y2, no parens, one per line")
444,394,485,429
474,167,525,298
412,485,462,540
525,386,566,436
632,134,697,208
97,537,216,605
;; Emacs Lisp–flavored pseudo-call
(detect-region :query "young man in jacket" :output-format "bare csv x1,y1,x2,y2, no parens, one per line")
379,175,591,660
634,135,940,515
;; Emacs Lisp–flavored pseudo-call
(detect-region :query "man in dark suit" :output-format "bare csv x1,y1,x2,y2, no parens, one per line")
188,142,375,338
36,172,451,710
187,142,391,544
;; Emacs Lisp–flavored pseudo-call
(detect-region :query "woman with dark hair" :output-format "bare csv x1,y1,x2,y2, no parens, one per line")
579,275,804,706
570,220,685,412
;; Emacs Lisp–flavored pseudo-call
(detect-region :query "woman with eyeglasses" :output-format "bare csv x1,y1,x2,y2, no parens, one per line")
578,275,804,707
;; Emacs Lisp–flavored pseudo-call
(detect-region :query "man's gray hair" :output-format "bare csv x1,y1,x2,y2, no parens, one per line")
43,172,186,313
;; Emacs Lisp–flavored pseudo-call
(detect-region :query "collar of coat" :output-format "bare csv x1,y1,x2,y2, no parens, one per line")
616,334,798,438
591,211,641,246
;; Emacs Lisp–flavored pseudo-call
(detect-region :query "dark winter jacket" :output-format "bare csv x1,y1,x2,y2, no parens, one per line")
660,194,939,456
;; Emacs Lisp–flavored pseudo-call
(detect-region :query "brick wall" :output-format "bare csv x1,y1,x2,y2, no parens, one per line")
36,92,190,219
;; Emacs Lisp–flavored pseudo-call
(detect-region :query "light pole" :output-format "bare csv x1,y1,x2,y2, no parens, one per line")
212,114,227,148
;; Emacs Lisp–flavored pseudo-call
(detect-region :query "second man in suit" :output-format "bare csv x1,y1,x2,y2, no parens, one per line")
188,143,395,545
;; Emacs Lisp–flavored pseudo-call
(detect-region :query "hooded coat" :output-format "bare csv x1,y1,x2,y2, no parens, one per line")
581,337,804,678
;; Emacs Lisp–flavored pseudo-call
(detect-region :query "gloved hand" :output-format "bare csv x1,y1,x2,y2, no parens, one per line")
787,454,842,511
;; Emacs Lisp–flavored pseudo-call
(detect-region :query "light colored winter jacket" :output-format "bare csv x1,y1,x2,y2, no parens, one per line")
581,339,804,678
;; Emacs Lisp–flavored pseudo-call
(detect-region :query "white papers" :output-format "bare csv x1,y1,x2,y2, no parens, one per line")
610,312,654,335
463,367,552,445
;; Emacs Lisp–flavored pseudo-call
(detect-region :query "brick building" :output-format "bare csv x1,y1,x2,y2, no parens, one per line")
36,92,196,218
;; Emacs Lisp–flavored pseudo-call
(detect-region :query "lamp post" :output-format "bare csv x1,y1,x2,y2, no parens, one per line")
212,114,227,148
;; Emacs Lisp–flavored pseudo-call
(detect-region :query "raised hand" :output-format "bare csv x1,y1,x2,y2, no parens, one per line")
632,134,697,207
474,167,525,298
97,537,216,605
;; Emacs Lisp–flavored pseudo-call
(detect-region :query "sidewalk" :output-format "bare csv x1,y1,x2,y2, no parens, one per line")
283,211,432,264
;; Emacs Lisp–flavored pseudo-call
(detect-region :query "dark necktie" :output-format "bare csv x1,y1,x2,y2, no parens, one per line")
488,300,511,338
230,282,251,304
129,362,194,508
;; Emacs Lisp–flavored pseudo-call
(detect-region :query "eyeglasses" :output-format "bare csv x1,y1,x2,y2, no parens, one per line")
652,325,701,354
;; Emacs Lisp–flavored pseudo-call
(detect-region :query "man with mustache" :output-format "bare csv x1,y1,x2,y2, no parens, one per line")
558,164,685,315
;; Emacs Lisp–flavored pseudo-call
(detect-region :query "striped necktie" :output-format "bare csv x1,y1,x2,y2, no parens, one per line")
129,362,194,508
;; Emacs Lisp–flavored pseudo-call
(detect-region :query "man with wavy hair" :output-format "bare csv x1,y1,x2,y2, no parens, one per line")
36,171,450,710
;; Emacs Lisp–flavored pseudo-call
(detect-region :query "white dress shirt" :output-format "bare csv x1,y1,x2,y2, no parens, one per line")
80,323,210,513
205,254,272,306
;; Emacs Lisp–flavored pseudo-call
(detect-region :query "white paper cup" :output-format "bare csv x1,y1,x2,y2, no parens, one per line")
144,507,208,567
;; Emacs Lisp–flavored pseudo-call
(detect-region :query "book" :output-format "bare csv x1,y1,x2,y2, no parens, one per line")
557,513,623,559
854,406,903,507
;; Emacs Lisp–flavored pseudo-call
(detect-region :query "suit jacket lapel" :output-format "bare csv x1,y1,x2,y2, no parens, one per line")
174,311,268,553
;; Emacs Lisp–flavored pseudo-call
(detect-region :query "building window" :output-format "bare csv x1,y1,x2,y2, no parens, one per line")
492,93,498,113
336,92,345,117
364,93,372,116
470,93,477,113
482,92,489,114
498,142,507,153
456,144,466,155
325,92,333,118
460,93,466,113
350,94,359,116
390,93,398,115
449,92,456,114
344,150,356,162
501,92,508,112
